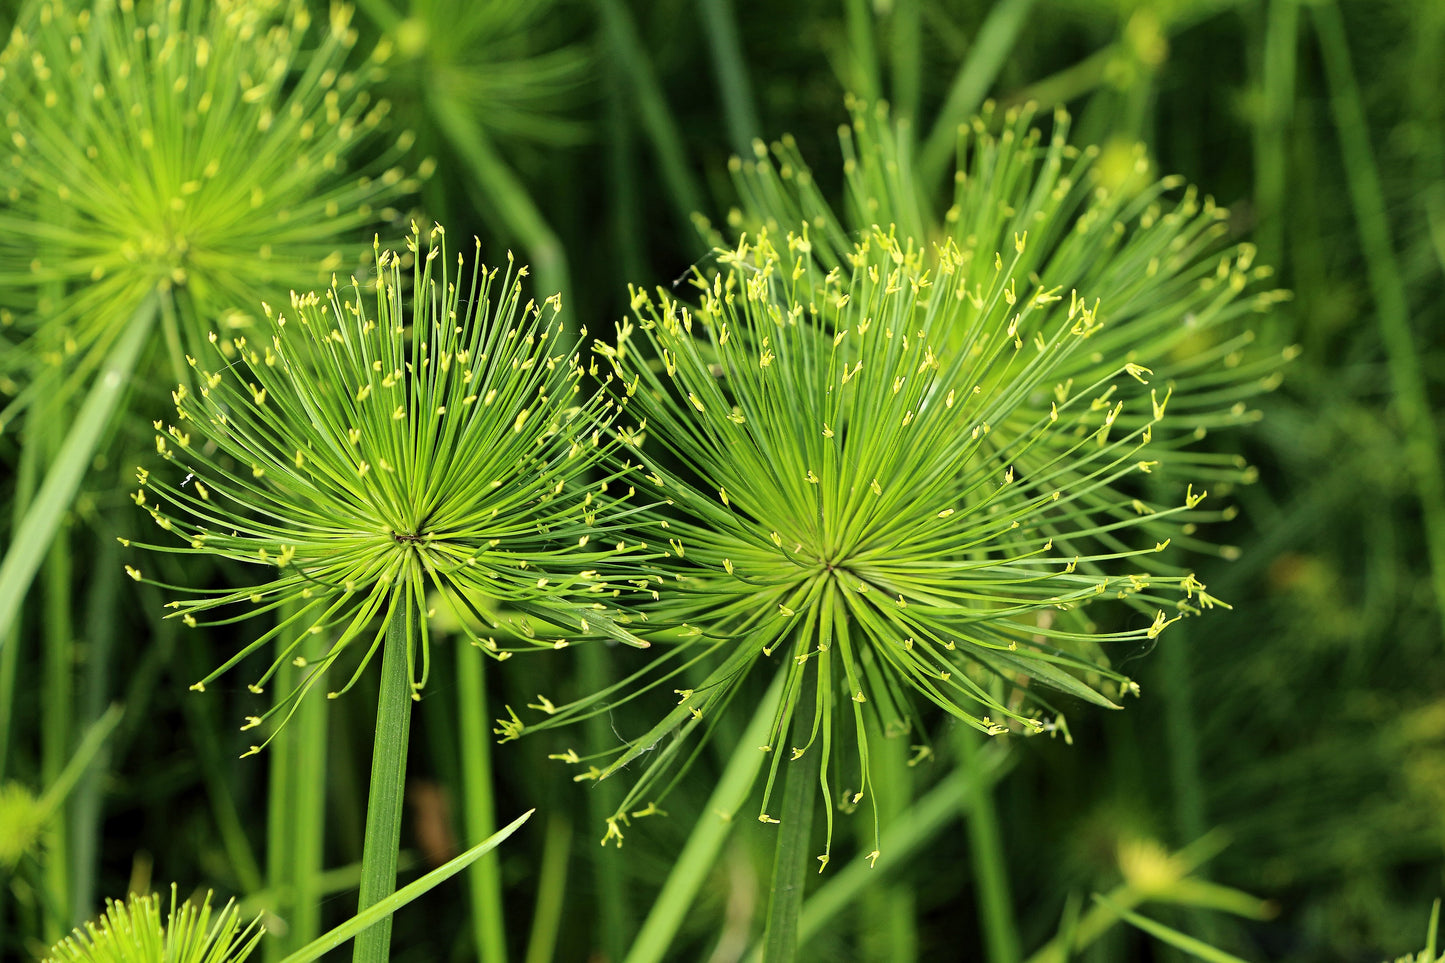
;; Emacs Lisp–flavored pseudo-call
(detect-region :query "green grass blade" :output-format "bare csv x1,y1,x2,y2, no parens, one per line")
593,0,706,227
278,809,535,963
425,87,573,317
1092,895,1254,963
0,291,158,651
698,0,761,155
623,670,785,963
1312,0,1445,644
919,0,1038,188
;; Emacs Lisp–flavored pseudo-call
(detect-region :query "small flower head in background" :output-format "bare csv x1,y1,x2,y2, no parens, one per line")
0,781,44,870
127,224,648,751
0,0,424,422
718,99,1296,562
516,228,1233,859
42,885,262,963
368,0,589,148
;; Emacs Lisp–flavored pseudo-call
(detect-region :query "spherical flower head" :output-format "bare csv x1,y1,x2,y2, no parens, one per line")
0,0,423,420
42,884,262,963
720,99,1297,561
520,228,1228,857
127,224,648,752
0,781,44,869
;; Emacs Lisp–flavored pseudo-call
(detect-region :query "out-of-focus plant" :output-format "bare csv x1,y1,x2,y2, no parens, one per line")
0,0,421,645
357,0,589,310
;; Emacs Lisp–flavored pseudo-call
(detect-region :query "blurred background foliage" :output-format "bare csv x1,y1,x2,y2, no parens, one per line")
1,0,1442,960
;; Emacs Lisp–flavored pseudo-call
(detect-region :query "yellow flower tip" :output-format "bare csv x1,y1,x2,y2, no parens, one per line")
124,565,142,581
240,716,262,731
189,682,205,693
758,813,780,825
326,691,340,699
241,746,262,758
817,854,829,873
866,850,881,868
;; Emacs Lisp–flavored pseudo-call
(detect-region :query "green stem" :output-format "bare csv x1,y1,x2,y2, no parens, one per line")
888,0,922,125
761,679,816,963
457,643,507,963
957,732,1020,963
0,291,159,650
843,0,881,102
424,87,572,320
697,0,761,156
859,730,917,963
1312,0,1445,646
41,507,73,940
0,418,45,783
593,0,707,230
522,813,572,963
267,608,330,959
352,606,415,963
1254,0,1299,269
70,533,122,927
623,671,784,963
919,0,1038,189
579,642,630,960
743,745,1012,961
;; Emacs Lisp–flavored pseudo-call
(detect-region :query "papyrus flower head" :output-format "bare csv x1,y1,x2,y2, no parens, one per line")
0,0,421,418
42,885,262,963
720,99,1296,562
127,225,647,750
513,228,1231,860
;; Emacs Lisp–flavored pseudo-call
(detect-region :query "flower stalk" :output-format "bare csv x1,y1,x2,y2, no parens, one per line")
353,604,415,963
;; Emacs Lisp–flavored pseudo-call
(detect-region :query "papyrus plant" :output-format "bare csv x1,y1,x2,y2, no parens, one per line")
0,0,420,649
0,0,418,415
128,224,647,958
42,886,262,963
507,227,1236,865
127,225,646,743
719,99,1295,563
